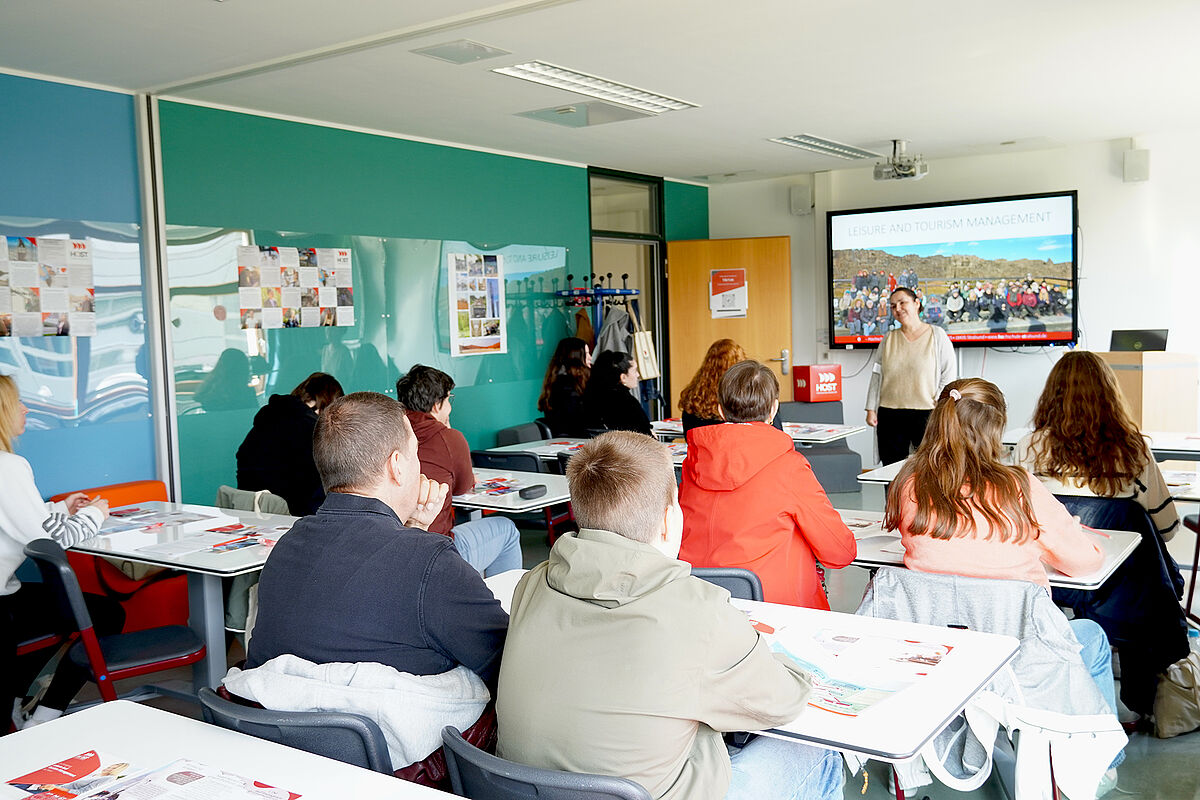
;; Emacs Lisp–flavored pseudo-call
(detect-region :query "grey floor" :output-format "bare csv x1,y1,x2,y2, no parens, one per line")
70,483,1200,799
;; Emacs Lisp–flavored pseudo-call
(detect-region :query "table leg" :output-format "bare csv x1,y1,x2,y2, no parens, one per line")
187,573,227,690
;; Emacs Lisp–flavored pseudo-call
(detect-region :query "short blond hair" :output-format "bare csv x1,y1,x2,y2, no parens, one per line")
566,431,675,543
0,375,21,453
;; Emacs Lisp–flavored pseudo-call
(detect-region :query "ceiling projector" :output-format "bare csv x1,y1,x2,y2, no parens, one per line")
874,139,928,181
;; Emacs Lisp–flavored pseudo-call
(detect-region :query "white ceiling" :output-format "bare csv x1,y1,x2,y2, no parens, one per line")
4,0,1198,182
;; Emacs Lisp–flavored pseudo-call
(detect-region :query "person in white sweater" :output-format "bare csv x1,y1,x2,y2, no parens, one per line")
0,374,122,728
865,288,957,465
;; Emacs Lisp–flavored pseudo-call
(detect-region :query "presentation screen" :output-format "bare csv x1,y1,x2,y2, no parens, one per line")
827,191,1078,348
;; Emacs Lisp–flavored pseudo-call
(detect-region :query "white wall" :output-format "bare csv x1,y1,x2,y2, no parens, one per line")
709,134,1200,466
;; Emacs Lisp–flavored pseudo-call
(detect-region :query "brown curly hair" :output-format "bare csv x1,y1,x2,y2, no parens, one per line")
678,339,747,420
1026,350,1149,496
885,378,1038,543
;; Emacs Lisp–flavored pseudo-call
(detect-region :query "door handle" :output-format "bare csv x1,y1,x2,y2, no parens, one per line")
766,348,790,375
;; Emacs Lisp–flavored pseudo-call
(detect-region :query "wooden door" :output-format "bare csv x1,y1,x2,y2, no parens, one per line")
666,236,793,415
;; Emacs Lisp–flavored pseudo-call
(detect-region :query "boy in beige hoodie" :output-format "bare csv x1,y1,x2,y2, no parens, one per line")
496,431,843,800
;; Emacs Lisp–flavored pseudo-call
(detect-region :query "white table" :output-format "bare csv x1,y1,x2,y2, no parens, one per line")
1005,427,1200,462
480,570,1017,763
486,438,587,463
453,468,571,513
734,598,1018,760
783,422,867,444
0,700,450,799
72,501,297,690
837,509,1141,591
857,459,906,486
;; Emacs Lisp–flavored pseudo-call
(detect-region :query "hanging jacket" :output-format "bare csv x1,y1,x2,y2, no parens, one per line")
594,306,633,357
679,422,856,608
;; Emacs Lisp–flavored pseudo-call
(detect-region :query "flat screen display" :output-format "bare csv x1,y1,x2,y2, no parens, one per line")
827,191,1078,348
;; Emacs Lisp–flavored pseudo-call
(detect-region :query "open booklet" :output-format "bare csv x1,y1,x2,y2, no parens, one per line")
9,753,300,799
748,616,952,717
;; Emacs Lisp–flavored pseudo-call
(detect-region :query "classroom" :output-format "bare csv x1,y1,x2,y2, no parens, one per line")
1,2,1199,798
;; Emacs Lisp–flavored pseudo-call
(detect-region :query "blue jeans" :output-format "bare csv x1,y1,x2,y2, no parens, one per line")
452,516,523,577
725,736,844,800
1070,618,1125,768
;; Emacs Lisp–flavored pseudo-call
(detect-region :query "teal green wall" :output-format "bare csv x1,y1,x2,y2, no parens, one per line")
664,180,709,241
158,101,707,502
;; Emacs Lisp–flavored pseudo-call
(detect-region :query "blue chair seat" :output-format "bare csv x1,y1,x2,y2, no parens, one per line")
70,625,204,674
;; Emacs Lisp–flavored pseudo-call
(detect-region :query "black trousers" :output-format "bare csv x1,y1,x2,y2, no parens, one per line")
877,407,932,466
0,583,125,717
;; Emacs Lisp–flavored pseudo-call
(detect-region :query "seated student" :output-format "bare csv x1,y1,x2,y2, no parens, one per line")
678,339,747,433
1014,350,1180,540
497,431,843,800
679,361,856,609
582,350,652,435
1013,350,1188,718
537,337,590,437
0,375,124,729
235,372,343,516
884,378,1123,780
395,365,522,577
236,392,507,776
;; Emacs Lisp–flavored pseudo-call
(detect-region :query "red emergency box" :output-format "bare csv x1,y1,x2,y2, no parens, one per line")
793,364,842,402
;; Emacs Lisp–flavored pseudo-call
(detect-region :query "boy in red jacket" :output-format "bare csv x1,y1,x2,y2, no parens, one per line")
679,361,856,608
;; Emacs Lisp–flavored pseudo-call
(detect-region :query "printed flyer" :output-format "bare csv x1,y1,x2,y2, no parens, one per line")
448,252,505,355
709,268,747,319
237,246,353,330
767,627,952,717
1,236,97,337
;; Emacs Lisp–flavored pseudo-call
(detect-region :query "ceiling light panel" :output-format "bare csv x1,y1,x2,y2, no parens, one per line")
769,134,880,160
492,61,698,114
411,39,511,65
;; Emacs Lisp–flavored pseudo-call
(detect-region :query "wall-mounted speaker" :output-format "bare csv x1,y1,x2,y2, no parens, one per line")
1124,149,1150,183
789,182,814,216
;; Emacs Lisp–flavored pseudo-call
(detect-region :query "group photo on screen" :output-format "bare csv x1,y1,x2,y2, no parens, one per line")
827,192,1078,347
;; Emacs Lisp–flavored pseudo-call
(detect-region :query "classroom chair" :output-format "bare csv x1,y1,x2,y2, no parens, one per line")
774,401,861,493
1051,495,1190,717
495,420,552,447
1185,514,1200,624
691,567,763,601
48,480,190,633
198,687,394,774
22,539,206,703
856,567,1124,800
441,726,651,800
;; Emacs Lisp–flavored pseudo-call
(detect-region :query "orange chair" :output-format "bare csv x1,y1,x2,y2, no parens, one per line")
47,480,190,633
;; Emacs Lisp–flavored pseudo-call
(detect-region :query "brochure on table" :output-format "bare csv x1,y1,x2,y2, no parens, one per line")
96,508,287,558
741,608,952,717
8,751,300,799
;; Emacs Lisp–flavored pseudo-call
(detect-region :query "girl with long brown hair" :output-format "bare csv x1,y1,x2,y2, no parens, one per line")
537,337,591,437
885,377,1102,585
884,377,1121,762
677,338,746,433
1013,350,1179,541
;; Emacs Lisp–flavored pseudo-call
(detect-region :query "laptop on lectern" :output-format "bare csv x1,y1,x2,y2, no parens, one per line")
1109,329,1168,352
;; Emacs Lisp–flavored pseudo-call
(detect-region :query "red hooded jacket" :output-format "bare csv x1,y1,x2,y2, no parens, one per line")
679,422,856,609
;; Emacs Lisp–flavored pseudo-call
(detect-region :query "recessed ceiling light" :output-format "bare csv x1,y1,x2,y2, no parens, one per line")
768,134,880,160
411,39,511,65
493,61,698,114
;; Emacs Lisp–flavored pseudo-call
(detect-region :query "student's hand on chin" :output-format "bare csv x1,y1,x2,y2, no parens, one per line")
406,475,450,530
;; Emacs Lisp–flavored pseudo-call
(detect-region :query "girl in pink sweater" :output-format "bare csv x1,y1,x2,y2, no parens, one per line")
883,377,1102,586
882,378,1122,781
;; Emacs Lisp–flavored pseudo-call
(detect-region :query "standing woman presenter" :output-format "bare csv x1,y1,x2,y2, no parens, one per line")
865,287,956,465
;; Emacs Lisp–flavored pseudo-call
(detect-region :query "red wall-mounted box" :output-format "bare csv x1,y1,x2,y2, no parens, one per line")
794,364,842,402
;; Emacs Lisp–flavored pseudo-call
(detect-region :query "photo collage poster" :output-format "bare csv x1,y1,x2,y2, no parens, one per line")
448,253,506,356
237,245,354,330
0,236,97,338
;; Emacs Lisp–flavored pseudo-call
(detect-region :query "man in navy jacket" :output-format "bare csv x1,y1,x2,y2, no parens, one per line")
246,391,508,691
